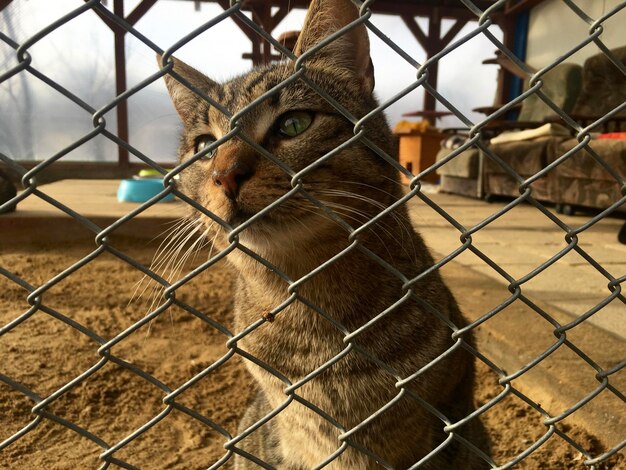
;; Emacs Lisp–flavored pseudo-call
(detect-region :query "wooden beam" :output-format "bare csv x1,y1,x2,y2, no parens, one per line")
250,1,272,64
87,0,157,31
174,0,491,21
404,15,468,54
0,161,168,185
505,0,546,15
86,0,159,168
113,0,129,167
126,0,159,26
422,8,442,123
222,0,292,65
87,1,125,34
216,0,259,42
373,2,482,20
483,51,535,79
268,0,291,31
495,14,517,110
440,19,468,47
0,0,13,12
401,15,429,52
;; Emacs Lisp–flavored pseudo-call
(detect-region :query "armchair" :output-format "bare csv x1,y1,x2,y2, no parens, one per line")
482,63,583,202
436,62,582,200
554,46,626,215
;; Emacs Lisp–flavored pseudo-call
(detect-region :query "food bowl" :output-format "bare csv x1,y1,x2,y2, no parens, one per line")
117,178,175,203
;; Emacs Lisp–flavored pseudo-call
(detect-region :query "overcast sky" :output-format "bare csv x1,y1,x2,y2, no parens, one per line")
0,0,503,163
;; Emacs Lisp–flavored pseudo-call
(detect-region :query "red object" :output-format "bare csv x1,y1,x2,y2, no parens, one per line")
402,110,453,119
597,132,626,140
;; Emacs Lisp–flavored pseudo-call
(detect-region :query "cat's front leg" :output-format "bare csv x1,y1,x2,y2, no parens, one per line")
233,391,290,469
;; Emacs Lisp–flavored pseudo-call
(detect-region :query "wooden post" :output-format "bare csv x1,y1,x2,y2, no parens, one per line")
222,0,292,65
0,0,13,12
498,15,517,107
90,0,158,169
402,11,467,126
422,9,441,124
254,1,272,64
113,0,129,168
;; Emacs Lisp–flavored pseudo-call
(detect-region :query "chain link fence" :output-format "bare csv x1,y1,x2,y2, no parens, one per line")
1,0,625,468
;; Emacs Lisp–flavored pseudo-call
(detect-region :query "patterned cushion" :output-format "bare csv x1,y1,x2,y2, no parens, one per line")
571,46,626,124
435,147,480,178
557,138,626,182
518,63,582,122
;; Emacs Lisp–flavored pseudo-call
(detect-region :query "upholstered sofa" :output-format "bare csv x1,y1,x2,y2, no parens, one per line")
481,63,583,202
553,46,626,215
435,143,483,198
436,62,582,200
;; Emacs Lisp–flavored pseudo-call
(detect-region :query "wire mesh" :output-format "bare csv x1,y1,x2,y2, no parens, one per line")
0,0,625,468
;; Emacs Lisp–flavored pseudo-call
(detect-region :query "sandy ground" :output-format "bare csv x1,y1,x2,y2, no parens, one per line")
0,236,623,469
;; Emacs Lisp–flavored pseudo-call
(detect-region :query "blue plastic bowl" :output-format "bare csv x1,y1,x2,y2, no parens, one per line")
117,179,175,203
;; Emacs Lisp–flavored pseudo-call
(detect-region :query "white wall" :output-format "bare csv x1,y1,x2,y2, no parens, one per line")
526,0,625,69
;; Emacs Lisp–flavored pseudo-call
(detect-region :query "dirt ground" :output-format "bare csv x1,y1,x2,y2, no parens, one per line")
0,236,623,469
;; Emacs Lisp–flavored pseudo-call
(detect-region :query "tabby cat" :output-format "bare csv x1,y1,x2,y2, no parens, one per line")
160,0,488,468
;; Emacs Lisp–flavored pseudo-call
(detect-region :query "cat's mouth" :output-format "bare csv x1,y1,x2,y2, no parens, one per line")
229,207,255,227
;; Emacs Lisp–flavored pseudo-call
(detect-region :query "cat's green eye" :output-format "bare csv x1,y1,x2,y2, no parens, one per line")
278,111,313,138
195,135,217,160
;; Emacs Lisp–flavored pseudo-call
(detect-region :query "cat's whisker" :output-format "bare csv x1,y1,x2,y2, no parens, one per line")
142,218,212,339
129,217,188,301
286,208,322,240
315,201,398,262
170,228,208,281
311,189,399,229
206,229,221,263
334,180,411,225
148,216,189,245
152,219,203,270
145,218,199,279
142,219,201,302
379,172,410,189
308,179,403,203
130,217,198,306
286,198,378,241
160,222,203,272
308,192,419,266
313,188,416,243
188,225,212,268
146,224,217,337
164,226,210,326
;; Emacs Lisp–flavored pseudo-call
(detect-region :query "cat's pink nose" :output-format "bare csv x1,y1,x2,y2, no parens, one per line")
212,162,253,199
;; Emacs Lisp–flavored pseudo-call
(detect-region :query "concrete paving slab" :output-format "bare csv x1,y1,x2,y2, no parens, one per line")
408,191,626,340
442,261,625,449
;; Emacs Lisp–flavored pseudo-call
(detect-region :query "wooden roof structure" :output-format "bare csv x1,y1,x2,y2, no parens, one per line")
0,0,545,176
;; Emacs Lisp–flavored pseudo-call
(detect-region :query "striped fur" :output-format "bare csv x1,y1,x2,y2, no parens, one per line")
162,0,489,468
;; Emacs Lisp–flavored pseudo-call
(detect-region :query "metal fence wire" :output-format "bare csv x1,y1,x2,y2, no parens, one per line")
1,0,625,468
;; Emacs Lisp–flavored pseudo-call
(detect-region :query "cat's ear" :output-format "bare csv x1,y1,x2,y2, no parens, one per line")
294,0,374,94
157,54,219,124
